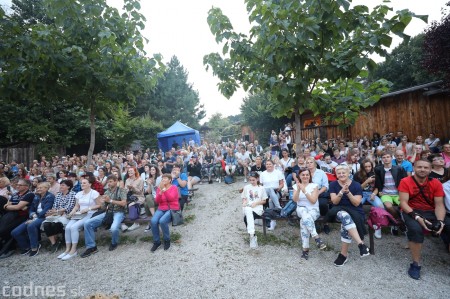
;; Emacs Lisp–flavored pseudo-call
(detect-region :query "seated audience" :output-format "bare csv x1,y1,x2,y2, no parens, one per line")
399,159,450,280
241,172,267,249
328,165,370,266
11,182,55,257
292,169,326,260
43,179,76,253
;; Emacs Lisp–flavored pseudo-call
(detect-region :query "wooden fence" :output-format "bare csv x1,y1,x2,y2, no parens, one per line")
0,143,36,167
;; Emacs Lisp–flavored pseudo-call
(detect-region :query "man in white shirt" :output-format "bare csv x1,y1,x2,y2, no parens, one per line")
235,146,251,182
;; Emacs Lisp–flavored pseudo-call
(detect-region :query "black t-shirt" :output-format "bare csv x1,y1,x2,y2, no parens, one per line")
429,168,448,183
251,164,266,173
10,190,34,217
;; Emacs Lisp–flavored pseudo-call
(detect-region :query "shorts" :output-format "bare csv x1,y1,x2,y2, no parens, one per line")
381,194,400,205
190,176,201,183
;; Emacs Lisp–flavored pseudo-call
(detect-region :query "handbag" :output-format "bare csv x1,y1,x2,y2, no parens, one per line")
102,187,120,229
167,193,183,226
128,204,140,221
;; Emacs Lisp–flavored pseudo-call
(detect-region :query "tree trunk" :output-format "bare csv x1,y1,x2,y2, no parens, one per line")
295,111,302,153
87,102,96,166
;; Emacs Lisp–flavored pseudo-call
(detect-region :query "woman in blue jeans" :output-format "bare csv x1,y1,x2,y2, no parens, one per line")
353,159,384,238
12,182,55,257
151,174,180,252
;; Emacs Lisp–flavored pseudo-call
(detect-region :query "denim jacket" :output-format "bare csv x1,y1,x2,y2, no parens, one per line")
29,191,55,219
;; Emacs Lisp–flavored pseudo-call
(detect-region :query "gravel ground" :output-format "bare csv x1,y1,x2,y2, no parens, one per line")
1,180,449,299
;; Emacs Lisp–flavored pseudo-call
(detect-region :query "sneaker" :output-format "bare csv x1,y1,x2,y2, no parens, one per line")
20,248,31,255
121,224,128,232
250,235,258,249
61,252,77,261
0,250,14,259
391,226,399,236
358,243,370,257
301,250,309,260
128,223,140,231
334,253,348,267
150,241,161,252
408,262,421,280
109,243,118,251
315,238,327,250
49,241,61,254
268,220,277,231
216,178,219,182
323,224,331,235
164,240,171,251
244,178,248,183
218,178,221,183
29,244,41,257
144,223,152,232
374,228,382,239
57,252,68,259
80,246,98,258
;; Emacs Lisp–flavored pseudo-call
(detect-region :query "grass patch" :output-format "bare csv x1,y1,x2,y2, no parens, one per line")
184,214,196,224
140,236,153,242
171,232,182,243
253,231,300,247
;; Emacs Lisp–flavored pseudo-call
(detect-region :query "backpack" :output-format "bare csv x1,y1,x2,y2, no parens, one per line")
280,200,297,218
367,206,398,230
263,208,282,220
224,175,233,184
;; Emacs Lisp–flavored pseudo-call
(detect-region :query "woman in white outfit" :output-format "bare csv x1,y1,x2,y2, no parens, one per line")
292,168,327,260
58,177,100,260
241,172,267,249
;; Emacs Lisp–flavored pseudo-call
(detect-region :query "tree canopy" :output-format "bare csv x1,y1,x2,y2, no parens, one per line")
134,56,206,130
370,34,440,90
204,0,425,144
423,2,450,88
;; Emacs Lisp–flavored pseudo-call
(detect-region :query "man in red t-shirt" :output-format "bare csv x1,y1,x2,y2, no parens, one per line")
399,159,450,280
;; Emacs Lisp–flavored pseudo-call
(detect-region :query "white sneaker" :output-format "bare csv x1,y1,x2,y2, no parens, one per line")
244,178,248,183
218,178,221,183
250,235,258,249
121,224,128,232
57,252,68,259
374,225,382,239
128,223,140,231
216,178,219,182
61,252,77,261
268,220,277,231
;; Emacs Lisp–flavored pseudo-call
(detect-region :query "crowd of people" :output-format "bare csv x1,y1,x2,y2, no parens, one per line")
0,127,449,280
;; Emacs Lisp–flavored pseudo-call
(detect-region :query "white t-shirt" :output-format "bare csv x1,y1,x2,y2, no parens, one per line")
280,157,294,170
241,185,267,215
75,189,100,212
235,151,250,163
260,169,284,189
318,160,338,173
292,183,319,209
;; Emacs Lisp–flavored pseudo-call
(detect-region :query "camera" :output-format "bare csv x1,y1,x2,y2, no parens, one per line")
426,220,442,232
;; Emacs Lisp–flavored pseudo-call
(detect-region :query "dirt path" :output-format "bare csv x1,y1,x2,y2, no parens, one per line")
0,180,449,298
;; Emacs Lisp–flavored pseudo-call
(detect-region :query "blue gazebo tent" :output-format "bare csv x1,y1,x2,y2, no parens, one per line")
157,121,200,152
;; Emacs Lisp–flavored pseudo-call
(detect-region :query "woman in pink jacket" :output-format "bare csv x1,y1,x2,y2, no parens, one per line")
150,174,180,252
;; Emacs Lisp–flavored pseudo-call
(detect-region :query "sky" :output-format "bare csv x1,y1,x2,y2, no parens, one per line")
1,0,448,122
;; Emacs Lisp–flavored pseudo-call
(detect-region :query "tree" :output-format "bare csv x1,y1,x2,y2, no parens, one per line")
240,93,291,141
134,56,206,129
0,0,164,164
204,0,425,146
370,34,440,90
423,2,450,88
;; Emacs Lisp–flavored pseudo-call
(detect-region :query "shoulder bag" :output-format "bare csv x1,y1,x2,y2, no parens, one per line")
167,190,183,226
